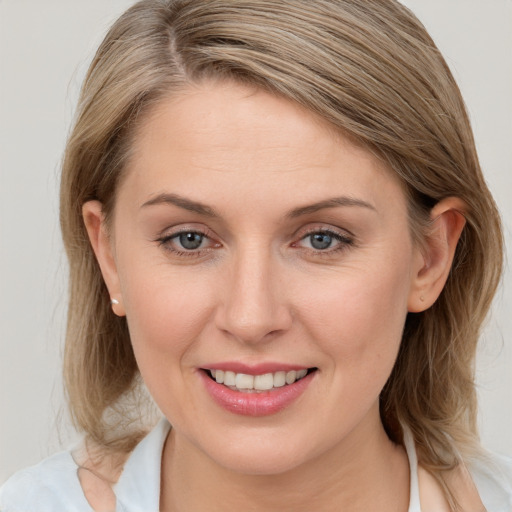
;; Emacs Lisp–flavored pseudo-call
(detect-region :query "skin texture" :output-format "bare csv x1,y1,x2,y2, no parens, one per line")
83,81,469,511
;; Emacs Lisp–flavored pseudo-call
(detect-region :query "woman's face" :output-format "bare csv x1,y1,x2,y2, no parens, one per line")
99,81,426,474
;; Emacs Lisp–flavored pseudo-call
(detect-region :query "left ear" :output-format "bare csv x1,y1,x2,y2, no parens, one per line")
408,197,467,313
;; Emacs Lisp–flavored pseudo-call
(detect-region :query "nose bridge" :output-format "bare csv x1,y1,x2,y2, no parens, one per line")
217,240,290,343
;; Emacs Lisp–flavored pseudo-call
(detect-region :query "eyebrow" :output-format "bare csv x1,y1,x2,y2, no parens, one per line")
287,197,376,218
141,193,218,217
141,193,376,218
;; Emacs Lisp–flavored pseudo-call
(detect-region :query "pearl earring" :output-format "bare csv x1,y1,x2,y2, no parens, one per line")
110,298,120,305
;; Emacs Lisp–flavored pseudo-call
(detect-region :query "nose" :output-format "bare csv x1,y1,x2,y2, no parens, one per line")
215,245,292,345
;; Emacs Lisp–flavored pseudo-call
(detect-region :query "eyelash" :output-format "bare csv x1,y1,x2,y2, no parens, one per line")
293,228,354,256
156,228,218,258
156,227,354,259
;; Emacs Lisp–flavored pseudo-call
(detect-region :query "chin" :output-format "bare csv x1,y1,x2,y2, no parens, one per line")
219,451,308,476
199,431,317,476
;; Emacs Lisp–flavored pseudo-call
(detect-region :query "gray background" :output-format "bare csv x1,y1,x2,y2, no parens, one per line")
1,0,511,484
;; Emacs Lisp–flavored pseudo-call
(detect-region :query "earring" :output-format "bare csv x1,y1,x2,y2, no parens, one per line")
110,298,120,305
419,296,425,302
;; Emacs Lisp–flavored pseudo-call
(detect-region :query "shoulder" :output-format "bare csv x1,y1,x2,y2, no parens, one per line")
470,452,512,512
0,451,93,512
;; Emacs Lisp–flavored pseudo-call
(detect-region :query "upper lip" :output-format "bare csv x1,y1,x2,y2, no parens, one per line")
201,362,312,375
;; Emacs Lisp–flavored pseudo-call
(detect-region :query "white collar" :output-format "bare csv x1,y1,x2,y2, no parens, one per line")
114,418,170,512
403,427,422,512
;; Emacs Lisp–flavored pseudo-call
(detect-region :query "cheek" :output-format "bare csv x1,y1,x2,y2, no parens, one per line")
117,256,216,364
300,260,411,375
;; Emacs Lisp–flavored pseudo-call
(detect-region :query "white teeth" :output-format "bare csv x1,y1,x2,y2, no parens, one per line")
273,371,286,388
208,368,310,391
296,369,307,379
235,373,254,390
224,371,236,386
254,373,274,391
285,370,297,385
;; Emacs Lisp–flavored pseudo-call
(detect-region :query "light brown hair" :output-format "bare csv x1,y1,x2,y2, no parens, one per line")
60,0,503,506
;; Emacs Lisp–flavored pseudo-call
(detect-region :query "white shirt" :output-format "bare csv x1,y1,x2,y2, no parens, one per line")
1,418,511,511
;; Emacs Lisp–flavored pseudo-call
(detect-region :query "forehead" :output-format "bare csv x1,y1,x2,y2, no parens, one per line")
119,81,406,217
133,82,372,163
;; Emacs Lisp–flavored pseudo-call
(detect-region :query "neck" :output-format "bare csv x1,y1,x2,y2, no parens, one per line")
160,409,409,512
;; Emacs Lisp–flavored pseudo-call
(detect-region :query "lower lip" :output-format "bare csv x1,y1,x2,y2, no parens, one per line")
199,370,315,416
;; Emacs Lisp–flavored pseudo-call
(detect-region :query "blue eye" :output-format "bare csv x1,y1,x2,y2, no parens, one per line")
297,229,353,254
309,233,333,250
177,232,204,250
157,228,220,258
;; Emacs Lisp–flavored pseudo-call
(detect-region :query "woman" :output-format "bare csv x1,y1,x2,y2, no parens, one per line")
1,0,511,510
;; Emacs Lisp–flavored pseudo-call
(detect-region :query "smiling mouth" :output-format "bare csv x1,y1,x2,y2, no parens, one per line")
205,368,317,392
